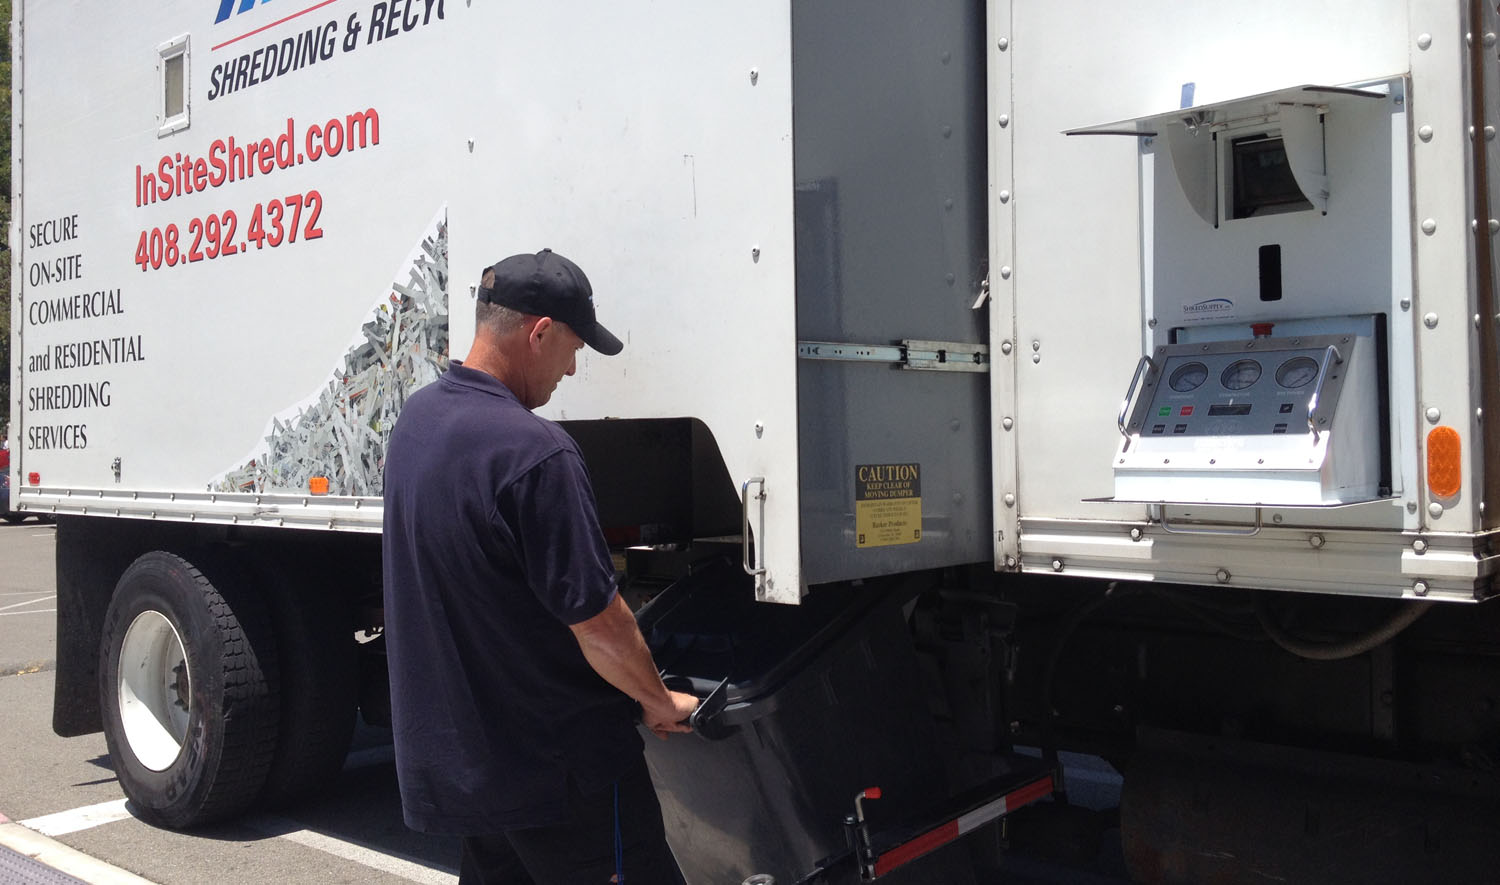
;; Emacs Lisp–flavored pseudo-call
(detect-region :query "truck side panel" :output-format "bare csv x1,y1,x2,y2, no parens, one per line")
16,1,807,597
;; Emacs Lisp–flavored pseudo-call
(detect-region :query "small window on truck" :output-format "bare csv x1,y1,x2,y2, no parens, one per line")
1230,134,1312,219
158,35,190,137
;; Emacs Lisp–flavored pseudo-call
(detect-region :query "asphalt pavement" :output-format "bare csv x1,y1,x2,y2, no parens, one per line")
0,520,61,678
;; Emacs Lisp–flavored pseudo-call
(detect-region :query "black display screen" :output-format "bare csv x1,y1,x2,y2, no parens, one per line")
1232,136,1313,218
1208,403,1253,416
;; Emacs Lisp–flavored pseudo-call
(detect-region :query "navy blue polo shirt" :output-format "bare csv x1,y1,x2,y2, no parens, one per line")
382,361,641,834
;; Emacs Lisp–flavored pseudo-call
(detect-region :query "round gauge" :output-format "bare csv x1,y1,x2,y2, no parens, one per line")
1220,359,1263,390
1168,361,1209,392
1275,356,1319,389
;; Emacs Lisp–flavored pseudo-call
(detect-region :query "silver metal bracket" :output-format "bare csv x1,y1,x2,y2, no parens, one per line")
798,339,989,373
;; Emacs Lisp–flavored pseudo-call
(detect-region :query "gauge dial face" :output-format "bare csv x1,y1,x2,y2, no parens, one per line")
1275,356,1319,389
1220,359,1263,390
1168,362,1209,392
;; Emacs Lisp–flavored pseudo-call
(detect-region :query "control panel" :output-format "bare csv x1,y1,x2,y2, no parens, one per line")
1112,332,1382,506
1127,340,1347,439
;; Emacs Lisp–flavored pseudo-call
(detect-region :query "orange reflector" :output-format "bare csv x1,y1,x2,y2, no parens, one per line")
308,476,330,495
1427,426,1462,499
26,472,39,486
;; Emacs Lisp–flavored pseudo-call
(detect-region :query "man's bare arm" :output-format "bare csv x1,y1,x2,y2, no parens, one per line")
569,594,699,738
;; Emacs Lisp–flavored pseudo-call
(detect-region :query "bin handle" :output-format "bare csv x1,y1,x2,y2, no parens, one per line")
741,477,766,578
690,677,732,739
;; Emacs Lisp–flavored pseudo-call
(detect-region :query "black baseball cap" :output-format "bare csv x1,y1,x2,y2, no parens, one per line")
477,249,623,356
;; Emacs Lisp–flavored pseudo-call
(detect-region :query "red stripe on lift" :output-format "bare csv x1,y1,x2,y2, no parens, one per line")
1004,776,1055,815
871,775,1054,878
873,820,961,877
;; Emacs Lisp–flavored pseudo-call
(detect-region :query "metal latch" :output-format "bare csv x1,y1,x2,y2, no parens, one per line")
798,339,989,373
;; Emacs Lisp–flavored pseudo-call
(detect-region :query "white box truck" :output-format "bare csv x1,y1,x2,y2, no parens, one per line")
14,0,1500,881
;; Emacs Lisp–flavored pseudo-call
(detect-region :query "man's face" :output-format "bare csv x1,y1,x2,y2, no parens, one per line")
526,318,583,409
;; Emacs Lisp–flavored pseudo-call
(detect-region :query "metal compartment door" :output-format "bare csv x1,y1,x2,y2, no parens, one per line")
791,0,993,587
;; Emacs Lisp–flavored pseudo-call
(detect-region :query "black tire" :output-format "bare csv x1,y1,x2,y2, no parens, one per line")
256,564,358,808
98,551,279,828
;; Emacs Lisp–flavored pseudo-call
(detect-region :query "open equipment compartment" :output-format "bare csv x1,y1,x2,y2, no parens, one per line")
1073,76,1414,535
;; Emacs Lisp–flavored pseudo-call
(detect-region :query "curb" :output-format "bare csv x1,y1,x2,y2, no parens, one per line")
0,822,156,885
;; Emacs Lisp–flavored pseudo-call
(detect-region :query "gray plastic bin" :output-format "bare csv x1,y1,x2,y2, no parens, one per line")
638,559,975,884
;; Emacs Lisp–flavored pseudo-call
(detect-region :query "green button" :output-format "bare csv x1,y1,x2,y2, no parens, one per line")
1158,406,1172,417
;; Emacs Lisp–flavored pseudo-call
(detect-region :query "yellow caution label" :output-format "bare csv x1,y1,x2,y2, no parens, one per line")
855,463,922,548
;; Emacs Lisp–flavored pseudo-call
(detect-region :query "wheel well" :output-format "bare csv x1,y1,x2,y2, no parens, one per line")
52,516,377,737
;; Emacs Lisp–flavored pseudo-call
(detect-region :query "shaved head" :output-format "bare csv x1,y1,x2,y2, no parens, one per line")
477,300,529,336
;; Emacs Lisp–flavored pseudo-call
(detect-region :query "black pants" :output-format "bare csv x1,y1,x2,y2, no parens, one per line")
458,755,685,885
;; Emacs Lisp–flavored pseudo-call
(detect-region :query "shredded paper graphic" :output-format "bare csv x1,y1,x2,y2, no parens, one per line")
213,209,449,496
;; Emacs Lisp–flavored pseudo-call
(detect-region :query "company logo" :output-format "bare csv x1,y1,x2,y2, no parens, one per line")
216,0,274,24
1183,298,1234,315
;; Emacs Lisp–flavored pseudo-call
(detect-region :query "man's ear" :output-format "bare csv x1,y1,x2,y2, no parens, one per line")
528,316,554,351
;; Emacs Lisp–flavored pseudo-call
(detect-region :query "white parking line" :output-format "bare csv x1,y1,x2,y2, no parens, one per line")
246,815,458,884
20,799,133,836
15,748,395,839
16,747,456,885
0,595,53,613
0,609,56,617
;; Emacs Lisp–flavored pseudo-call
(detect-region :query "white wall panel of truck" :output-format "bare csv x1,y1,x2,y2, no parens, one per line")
13,0,804,591
13,0,1500,882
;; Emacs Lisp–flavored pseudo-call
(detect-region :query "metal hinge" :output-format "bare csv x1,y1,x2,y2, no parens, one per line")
972,275,991,309
797,339,989,373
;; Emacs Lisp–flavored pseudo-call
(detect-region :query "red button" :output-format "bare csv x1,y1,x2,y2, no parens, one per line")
1180,406,1194,416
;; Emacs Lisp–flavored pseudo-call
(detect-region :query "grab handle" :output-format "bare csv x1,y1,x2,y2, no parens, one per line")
1306,345,1343,443
741,476,766,578
1159,506,1263,537
1118,355,1158,438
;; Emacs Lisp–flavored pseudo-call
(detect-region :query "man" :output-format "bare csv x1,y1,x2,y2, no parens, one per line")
382,248,700,884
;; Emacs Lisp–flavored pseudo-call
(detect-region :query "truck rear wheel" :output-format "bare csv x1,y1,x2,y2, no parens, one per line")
256,565,358,808
98,551,279,828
